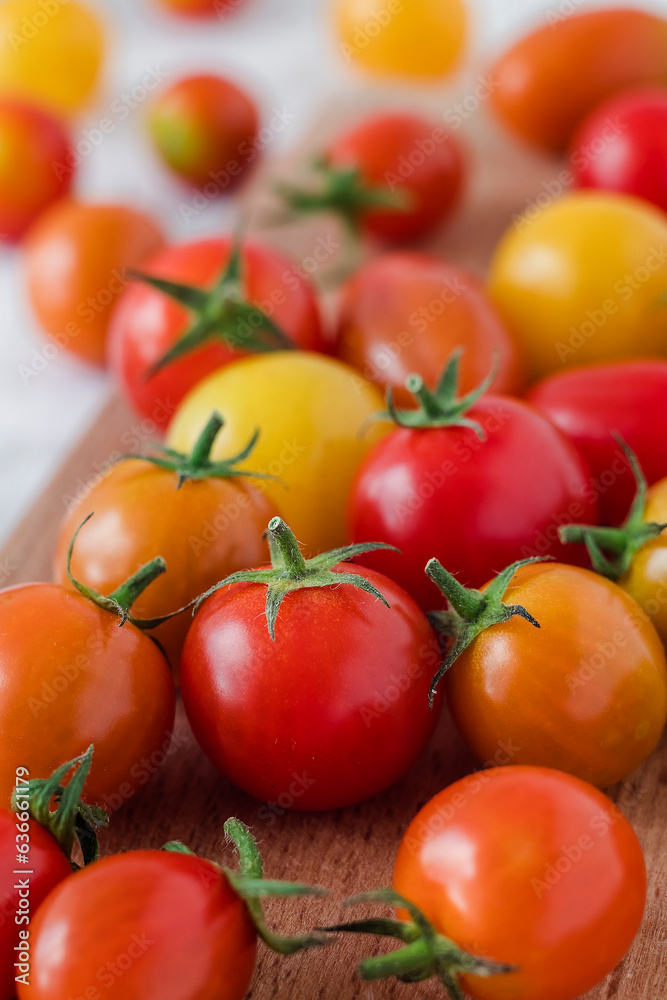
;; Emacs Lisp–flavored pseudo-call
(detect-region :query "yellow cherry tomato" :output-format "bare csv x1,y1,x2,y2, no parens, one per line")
621,479,667,646
0,1,104,116
166,352,388,553
489,192,667,380
334,0,467,80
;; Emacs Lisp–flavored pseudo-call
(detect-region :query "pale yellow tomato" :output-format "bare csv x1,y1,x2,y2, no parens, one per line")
0,1,104,115
489,192,667,380
334,0,467,80
166,352,388,553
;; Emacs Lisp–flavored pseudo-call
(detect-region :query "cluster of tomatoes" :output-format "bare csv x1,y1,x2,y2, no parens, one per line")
3,2,667,999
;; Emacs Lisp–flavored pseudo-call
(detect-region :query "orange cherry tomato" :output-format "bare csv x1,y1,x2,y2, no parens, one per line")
25,201,165,367
444,561,667,788
0,99,72,241
490,8,667,151
619,478,667,648
393,766,647,1000
335,251,523,405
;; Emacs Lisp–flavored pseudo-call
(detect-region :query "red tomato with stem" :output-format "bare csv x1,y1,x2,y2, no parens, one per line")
528,359,667,526
181,517,442,811
278,112,463,243
107,237,326,427
349,353,597,609
334,251,523,405
149,74,258,188
20,818,324,1000
0,99,72,241
344,767,646,1000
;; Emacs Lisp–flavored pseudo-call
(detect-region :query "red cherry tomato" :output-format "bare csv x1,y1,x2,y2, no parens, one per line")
393,766,646,1000
0,99,72,241
528,360,667,526
570,86,667,213
334,251,523,405
156,0,246,17
107,238,326,428
349,370,598,609
0,813,71,1000
180,519,442,810
149,74,258,188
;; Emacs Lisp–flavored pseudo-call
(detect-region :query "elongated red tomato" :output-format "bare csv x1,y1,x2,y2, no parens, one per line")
107,237,326,427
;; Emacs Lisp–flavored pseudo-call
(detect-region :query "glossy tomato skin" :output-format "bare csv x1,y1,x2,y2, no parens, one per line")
0,584,175,809
26,201,165,367
394,766,647,1000
620,478,667,646
528,360,667,526
446,563,667,788
0,100,72,241
327,113,463,242
335,252,523,405
570,87,667,213
149,74,258,187
490,8,667,151
489,192,667,380
53,460,278,670
20,850,257,1000
167,352,388,553
107,238,326,427
348,395,598,609
181,565,442,810
334,0,466,81
0,1,104,117
0,813,71,1000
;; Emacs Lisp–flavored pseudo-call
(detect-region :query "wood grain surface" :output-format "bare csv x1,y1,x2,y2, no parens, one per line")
2,92,665,1000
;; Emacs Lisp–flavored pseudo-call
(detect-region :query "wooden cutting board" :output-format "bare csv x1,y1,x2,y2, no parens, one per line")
2,92,665,1000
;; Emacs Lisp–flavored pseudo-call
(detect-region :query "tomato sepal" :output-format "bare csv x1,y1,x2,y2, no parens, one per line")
193,516,399,639
426,556,545,706
323,889,515,999
11,745,108,868
559,436,667,578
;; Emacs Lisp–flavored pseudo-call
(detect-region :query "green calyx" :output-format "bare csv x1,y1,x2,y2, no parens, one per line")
559,436,667,580
117,411,277,489
67,514,194,630
163,818,328,955
377,349,499,434
322,889,515,999
194,516,399,640
133,237,294,378
426,556,545,707
11,746,108,868
275,158,411,233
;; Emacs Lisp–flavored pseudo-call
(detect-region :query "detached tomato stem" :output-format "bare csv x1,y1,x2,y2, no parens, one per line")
426,555,544,705
560,436,667,578
132,237,294,378
194,516,398,639
11,746,107,867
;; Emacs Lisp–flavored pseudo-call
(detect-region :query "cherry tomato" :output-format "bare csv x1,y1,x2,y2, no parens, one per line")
334,0,467,80
528,360,667,526
107,237,326,428
334,251,523,406
0,574,175,808
156,0,247,15
348,358,597,609
392,767,646,1000
0,100,72,242
440,560,667,788
181,517,442,811
149,74,258,188
167,352,388,552
53,414,278,669
490,8,667,151
280,112,464,244
26,201,164,367
570,87,667,213
621,480,667,648
0,1,105,116
489,191,667,380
